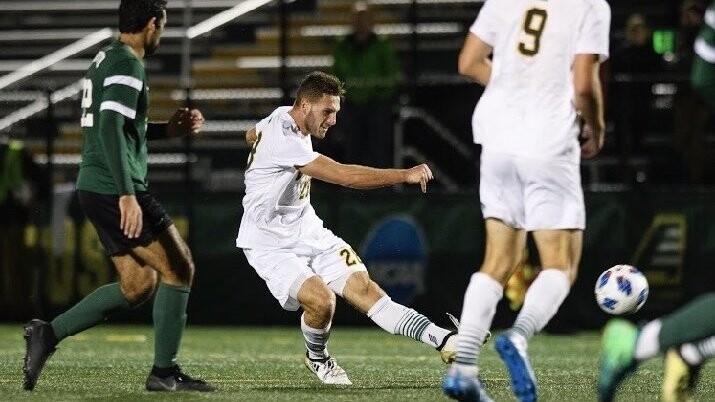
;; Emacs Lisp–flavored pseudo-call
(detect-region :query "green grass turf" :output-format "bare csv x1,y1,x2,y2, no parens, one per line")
0,325,712,401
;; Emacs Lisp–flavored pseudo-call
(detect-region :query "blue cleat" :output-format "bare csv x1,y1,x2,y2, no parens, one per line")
442,366,493,402
495,332,537,402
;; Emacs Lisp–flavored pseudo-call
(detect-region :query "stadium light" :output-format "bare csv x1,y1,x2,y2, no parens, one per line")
186,0,274,39
0,28,112,91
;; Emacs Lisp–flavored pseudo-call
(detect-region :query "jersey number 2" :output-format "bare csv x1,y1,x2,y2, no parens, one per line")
518,8,548,56
80,78,93,127
339,247,363,267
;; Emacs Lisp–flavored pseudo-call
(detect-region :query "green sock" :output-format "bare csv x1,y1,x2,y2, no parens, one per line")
152,282,190,368
659,292,715,351
51,283,131,341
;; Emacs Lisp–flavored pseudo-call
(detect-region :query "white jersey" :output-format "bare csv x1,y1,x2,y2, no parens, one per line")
470,0,610,163
236,106,322,250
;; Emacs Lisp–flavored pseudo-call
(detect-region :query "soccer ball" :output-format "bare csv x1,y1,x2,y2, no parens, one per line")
594,265,649,315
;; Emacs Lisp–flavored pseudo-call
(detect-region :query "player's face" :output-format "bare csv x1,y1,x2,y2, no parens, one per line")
305,94,340,139
145,10,167,56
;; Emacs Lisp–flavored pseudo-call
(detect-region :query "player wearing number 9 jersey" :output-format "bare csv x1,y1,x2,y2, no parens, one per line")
237,71,464,385
443,1,610,401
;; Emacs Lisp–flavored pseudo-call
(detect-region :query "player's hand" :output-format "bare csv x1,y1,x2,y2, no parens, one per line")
119,195,143,239
404,164,434,193
167,108,205,138
580,123,604,159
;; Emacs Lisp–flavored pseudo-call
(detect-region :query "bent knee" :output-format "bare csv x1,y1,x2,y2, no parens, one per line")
346,272,382,298
304,288,336,319
121,273,158,306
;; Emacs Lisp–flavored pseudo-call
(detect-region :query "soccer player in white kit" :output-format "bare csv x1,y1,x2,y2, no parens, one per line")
237,71,459,385
442,1,610,401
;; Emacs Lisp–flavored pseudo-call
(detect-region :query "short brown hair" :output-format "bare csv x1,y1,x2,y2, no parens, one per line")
295,71,345,103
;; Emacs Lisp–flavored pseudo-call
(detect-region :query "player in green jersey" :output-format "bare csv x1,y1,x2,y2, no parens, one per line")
22,0,214,392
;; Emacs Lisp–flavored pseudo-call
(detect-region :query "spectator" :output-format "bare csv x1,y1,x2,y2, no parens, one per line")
331,1,400,168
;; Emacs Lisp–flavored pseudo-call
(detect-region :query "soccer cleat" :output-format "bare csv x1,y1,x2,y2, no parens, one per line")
597,319,639,402
304,354,352,385
495,332,537,402
145,366,216,392
438,331,458,364
662,348,701,402
23,319,58,391
442,365,494,402
438,313,491,364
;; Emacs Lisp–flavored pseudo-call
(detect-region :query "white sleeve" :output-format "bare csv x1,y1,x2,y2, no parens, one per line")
575,1,611,61
255,114,270,134
469,0,500,46
271,128,319,168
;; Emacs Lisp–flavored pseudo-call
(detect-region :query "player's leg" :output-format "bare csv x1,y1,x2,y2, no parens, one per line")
243,247,350,385
130,225,214,392
336,270,456,361
307,235,458,361
296,276,351,385
445,151,527,402
297,275,336,360
657,293,715,353
655,293,715,402
444,219,523,402
509,156,585,344
599,293,715,401
510,229,580,341
22,255,154,391
23,191,157,391
493,229,578,402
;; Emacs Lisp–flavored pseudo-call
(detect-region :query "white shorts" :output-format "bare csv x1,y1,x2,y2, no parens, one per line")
242,227,367,311
479,150,585,231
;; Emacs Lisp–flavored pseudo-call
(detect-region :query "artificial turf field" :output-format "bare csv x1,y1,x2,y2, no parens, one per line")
0,325,713,401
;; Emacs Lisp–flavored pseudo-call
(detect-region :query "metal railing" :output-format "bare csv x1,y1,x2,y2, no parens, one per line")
0,0,275,130
393,106,471,192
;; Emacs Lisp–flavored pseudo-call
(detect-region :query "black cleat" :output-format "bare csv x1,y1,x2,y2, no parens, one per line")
145,365,216,392
22,319,58,391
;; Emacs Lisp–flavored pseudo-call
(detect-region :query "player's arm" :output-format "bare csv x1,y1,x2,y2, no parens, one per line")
297,155,434,193
573,54,605,159
96,103,143,238
146,108,204,140
246,127,258,146
458,33,493,86
96,60,145,238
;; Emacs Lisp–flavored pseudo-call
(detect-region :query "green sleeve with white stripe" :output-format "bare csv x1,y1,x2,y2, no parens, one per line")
97,59,143,195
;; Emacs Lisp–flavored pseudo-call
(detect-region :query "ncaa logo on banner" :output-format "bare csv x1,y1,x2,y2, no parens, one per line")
361,215,427,305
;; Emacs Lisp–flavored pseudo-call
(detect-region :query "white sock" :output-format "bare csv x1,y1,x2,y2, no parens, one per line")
301,313,331,360
512,269,570,341
367,295,450,347
696,335,715,362
634,319,662,360
681,335,715,365
455,272,503,368
680,343,702,366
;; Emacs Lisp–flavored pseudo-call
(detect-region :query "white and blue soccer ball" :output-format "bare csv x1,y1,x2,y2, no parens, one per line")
594,264,649,315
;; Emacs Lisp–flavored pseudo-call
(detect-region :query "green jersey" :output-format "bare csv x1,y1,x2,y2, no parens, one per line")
76,39,149,195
